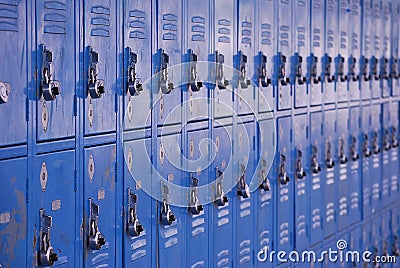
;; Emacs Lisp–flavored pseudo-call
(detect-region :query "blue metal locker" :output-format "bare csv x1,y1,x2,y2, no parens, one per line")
122,0,152,131
275,0,292,111
323,0,338,105
183,0,211,122
392,1,400,97
81,0,117,135
275,116,293,261
391,204,400,256
292,113,309,251
360,0,372,101
233,120,255,267
348,0,361,101
184,125,210,268
381,208,392,267
235,0,255,116
292,0,310,108
210,123,234,268
382,101,393,208
213,0,236,119
361,104,373,219
336,0,349,103
381,0,391,98
153,0,182,127
370,104,382,213
0,0,27,147
123,138,153,268
154,132,185,268
0,157,27,268
83,144,116,267
255,118,275,268
388,101,399,205
310,0,324,106
371,0,382,99
348,106,362,226
309,111,324,247
371,213,383,264
337,108,350,231
323,109,338,239
34,0,75,141
255,0,274,114
29,150,75,267
361,219,373,267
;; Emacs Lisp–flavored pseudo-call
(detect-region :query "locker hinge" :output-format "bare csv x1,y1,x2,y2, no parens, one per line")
25,97,29,121
74,169,77,191
73,95,77,116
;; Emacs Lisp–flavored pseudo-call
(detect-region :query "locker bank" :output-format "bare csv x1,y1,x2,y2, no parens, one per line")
1,0,400,267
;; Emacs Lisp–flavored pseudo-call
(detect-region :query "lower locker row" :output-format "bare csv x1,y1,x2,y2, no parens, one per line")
1,101,399,267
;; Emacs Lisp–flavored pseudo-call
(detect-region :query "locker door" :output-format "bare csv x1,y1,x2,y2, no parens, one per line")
275,116,293,259
122,0,152,131
233,121,255,266
389,102,399,204
370,104,381,212
382,102,392,208
213,0,236,119
0,0,27,147
348,0,361,101
256,0,275,114
155,133,185,268
323,0,338,104
371,0,381,99
82,0,117,135
348,106,362,226
30,151,75,267
381,1,391,98
309,111,324,247
323,109,338,239
183,0,210,121
153,0,182,127
184,127,210,268
123,138,152,267
293,114,309,251
337,108,350,231
35,0,75,140
255,119,275,268
83,144,116,267
336,0,349,103
236,0,255,115
210,124,233,268
0,157,27,268
276,0,292,110
360,0,372,100
292,0,310,108
390,1,399,97
310,0,324,106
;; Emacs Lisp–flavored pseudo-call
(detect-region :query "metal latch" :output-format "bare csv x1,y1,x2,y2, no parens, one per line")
40,45,60,101
308,54,321,84
322,54,334,83
311,145,322,174
370,56,379,81
0,82,11,104
237,163,250,198
160,183,176,225
279,154,290,185
126,47,143,96
293,53,306,85
238,51,251,88
187,49,203,92
325,142,335,168
335,55,347,82
127,188,144,237
157,49,174,94
87,47,105,99
215,51,229,89
88,198,106,250
214,168,228,206
295,149,306,179
350,136,360,161
38,209,58,267
348,56,359,82
188,175,203,215
257,52,272,87
278,52,290,85
360,56,370,81
339,138,348,164
363,134,372,157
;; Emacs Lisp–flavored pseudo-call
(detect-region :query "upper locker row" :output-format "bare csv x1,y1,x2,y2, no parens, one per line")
1,0,400,148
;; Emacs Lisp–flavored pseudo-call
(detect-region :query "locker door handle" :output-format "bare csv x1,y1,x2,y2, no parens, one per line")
160,183,176,225
87,47,105,99
335,55,347,82
0,81,11,104
339,139,348,164
293,53,306,85
360,56,370,81
157,49,174,94
188,175,203,215
214,168,228,206
40,45,60,101
295,149,306,179
237,164,250,198
126,48,143,96
389,58,398,79
383,129,391,151
38,209,58,267
187,49,203,92
237,51,251,88
260,170,271,191
391,127,399,148
380,57,389,80
257,52,272,87
372,132,380,154
350,136,359,161
308,54,321,84
88,199,106,250
279,154,290,185
325,142,335,168
215,51,230,89
363,134,372,157
348,56,359,82
322,54,334,83
370,56,379,81
311,146,322,174
278,52,290,85
127,189,144,237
